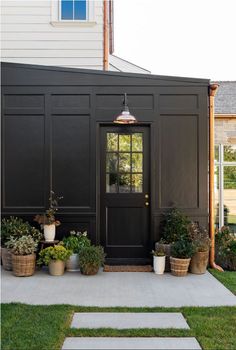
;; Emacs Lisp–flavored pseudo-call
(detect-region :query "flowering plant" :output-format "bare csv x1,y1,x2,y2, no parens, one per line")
62,230,91,254
188,222,211,252
38,245,72,265
6,235,38,256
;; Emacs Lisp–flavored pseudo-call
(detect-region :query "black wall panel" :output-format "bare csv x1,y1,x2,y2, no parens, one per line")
1,62,210,256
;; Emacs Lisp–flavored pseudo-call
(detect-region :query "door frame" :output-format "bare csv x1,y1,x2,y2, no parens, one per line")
96,122,155,262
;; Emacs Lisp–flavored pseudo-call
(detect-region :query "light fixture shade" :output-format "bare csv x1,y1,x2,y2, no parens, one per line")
113,93,138,124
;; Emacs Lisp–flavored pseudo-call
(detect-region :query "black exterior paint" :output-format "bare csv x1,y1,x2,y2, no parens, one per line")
1,62,210,264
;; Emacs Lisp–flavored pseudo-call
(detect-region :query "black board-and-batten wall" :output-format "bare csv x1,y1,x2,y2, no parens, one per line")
1,62,210,264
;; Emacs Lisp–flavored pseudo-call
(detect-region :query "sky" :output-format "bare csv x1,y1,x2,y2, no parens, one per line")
114,0,236,80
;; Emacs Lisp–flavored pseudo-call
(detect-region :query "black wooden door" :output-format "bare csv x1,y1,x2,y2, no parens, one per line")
100,126,150,265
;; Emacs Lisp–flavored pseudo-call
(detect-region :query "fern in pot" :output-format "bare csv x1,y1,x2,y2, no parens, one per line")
156,208,190,271
170,236,195,277
38,245,72,276
79,245,105,275
6,235,38,277
62,230,91,272
34,191,62,242
189,223,211,274
151,246,166,275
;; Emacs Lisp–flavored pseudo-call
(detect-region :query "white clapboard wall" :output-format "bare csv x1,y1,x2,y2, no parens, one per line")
1,0,104,70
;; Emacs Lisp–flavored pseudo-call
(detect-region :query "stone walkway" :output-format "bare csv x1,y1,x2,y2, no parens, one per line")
2,268,236,307
62,312,201,349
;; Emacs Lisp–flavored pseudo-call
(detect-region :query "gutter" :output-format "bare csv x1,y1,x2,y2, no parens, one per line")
103,0,109,70
209,84,223,271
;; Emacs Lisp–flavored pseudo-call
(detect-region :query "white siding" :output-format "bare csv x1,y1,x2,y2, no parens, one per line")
1,0,104,70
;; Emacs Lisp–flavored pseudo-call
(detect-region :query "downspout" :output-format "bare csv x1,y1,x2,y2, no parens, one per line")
103,0,109,70
209,83,223,271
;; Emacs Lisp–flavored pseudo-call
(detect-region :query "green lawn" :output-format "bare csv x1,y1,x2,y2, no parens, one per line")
1,303,236,350
209,269,236,295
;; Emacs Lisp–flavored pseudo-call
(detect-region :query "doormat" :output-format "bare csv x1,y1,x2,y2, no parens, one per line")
103,265,153,272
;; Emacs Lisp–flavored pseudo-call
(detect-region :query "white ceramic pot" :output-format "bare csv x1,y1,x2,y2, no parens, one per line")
44,224,56,241
153,255,166,275
66,253,80,272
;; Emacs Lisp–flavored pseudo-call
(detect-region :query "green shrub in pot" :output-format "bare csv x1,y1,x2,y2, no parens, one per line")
170,237,195,277
79,245,105,275
38,245,72,276
1,217,42,271
6,235,38,277
161,208,191,244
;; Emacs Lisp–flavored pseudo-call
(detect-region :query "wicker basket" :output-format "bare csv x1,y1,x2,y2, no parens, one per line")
170,257,191,277
1,247,12,271
12,254,36,277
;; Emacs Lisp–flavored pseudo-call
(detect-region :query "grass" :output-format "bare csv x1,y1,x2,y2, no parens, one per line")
1,304,236,350
209,269,236,295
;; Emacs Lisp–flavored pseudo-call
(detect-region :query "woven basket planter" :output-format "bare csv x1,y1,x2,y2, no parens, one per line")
80,265,99,275
170,257,191,277
12,254,36,277
1,247,12,271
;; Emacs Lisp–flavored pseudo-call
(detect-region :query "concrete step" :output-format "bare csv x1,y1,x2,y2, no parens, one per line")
71,312,190,329
62,337,202,349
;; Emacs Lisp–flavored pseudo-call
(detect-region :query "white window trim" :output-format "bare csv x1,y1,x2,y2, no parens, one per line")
51,0,96,26
215,143,236,228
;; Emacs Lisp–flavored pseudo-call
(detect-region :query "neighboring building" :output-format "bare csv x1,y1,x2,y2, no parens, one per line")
214,82,236,231
1,0,149,73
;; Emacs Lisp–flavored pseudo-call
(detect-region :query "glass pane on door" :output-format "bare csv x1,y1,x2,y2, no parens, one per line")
106,132,144,193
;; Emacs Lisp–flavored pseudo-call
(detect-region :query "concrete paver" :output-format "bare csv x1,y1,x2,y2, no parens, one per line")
62,337,202,349
71,312,190,329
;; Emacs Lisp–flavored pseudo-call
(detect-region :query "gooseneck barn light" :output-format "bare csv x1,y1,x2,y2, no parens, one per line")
113,93,138,124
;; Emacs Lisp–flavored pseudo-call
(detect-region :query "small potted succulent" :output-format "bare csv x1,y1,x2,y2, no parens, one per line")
189,222,211,274
170,236,195,277
1,216,42,271
38,245,72,276
151,245,166,274
62,230,91,271
79,245,105,275
6,235,38,277
34,191,63,242
156,208,190,271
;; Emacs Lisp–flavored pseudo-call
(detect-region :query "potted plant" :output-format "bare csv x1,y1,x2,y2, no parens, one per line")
6,235,38,277
151,246,166,274
1,216,42,271
34,191,63,242
156,208,190,271
79,245,105,275
170,236,195,277
38,245,72,276
62,230,91,271
189,222,211,274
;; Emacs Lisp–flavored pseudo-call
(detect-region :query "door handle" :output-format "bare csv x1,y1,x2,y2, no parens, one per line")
145,202,149,206
145,194,149,199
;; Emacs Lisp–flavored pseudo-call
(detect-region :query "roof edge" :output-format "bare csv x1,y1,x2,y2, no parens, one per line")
1,61,210,84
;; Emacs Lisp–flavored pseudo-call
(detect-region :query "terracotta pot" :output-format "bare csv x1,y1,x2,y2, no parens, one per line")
44,224,56,242
12,254,36,277
48,260,65,276
155,242,171,271
170,256,191,277
190,250,209,274
66,253,80,272
80,264,99,275
1,247,12,271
